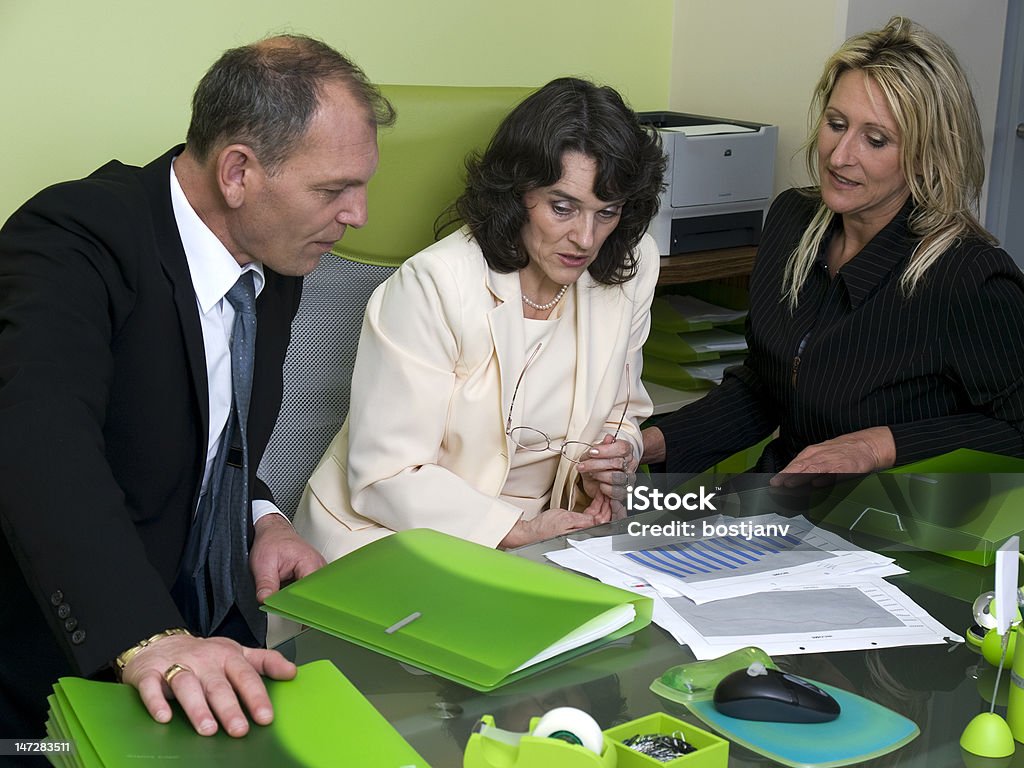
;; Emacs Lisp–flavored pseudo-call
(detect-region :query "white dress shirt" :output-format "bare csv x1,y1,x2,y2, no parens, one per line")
169,160,281,522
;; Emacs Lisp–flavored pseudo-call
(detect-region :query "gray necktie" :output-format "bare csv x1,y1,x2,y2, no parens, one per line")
174,271,264,642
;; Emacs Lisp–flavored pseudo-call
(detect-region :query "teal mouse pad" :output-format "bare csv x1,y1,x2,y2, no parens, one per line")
686,679,919,768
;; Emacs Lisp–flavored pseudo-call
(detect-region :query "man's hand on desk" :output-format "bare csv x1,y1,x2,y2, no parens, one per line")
120,634,296,736
250,513,327,603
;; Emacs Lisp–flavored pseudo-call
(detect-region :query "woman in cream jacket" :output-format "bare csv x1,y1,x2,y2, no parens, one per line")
294,77,665,561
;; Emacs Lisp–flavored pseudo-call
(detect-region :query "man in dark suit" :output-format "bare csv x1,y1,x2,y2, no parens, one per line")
0,35,395,742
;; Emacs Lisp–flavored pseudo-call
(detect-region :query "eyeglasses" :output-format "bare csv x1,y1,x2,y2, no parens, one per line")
505,342,630,463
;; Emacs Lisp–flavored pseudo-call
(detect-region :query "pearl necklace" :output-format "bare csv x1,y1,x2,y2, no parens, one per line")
522,283,568,311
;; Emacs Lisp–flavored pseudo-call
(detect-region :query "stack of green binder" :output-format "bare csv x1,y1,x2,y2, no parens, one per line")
643,295,748,391
262,528,653,691
44,660,429,767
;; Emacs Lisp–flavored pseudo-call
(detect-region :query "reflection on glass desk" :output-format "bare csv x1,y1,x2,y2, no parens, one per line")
276,484,1015,767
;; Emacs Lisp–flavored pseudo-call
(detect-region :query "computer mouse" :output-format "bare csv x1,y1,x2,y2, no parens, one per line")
713,664,840,723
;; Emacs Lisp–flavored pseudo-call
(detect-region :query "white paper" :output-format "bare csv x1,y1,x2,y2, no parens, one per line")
547,546,960,658
512,603,636,672
568,514,901,604
658,580,962,658
547,512,959,658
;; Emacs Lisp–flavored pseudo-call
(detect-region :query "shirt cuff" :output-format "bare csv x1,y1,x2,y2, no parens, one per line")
252,499,289,524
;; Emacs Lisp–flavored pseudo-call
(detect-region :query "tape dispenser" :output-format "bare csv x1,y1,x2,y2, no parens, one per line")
464,706,616,768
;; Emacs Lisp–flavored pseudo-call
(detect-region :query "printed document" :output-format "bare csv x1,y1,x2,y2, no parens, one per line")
547,513,960,658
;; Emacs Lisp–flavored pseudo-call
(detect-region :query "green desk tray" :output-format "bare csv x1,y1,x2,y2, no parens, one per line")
821,449,1024,565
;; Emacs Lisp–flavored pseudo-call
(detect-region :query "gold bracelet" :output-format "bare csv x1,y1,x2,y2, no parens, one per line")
114,628,193,674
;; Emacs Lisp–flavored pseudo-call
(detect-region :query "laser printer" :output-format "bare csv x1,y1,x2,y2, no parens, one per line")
639,111,778,255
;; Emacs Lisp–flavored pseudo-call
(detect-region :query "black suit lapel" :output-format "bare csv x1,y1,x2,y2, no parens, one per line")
140,147,210,440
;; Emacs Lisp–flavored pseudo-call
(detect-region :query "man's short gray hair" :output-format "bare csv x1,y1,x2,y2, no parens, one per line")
186,35,396,172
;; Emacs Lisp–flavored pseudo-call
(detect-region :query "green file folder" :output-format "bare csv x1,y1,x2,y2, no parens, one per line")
45,660,428,767
262,528,654,691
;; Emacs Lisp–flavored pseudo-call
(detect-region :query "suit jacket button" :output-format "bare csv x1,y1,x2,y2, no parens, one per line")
64,617,78,632
70,630,86,645
57,603,72,619
50,590,64,606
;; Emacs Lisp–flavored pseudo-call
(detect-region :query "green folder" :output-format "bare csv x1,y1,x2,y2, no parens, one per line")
262,528,653,691
650,296,713,333
45,660,429,767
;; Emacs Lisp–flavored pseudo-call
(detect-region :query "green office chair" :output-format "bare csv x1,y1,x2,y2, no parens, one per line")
259,84,534,518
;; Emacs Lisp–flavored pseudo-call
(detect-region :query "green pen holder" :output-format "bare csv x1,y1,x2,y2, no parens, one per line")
606,713,729,767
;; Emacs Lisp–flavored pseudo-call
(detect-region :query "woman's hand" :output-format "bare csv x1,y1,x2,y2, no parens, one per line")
576,435,637,502
583,487,627,526
770,426,896,487
499,508,599,548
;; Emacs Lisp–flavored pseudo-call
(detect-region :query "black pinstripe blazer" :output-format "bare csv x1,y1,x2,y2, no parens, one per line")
660,188,1024,473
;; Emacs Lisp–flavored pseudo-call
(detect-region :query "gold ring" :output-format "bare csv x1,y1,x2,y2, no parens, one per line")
163,663,192,685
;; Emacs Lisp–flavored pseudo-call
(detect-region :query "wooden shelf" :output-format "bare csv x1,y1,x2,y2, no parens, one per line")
657,245,757,285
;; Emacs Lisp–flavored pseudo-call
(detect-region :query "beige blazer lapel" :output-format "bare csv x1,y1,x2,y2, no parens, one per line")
551,275,631,506
485,268,528,458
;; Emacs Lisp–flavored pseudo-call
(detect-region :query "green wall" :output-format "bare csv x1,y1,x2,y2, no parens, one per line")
0,0,673,221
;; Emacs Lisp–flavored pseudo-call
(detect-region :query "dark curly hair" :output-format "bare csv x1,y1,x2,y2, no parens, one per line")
437,77,664,285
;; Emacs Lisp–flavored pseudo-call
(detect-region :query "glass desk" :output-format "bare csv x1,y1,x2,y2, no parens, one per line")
277,482,1016,767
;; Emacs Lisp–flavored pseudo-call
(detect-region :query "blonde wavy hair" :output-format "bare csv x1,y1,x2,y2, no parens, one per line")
784,16,996,310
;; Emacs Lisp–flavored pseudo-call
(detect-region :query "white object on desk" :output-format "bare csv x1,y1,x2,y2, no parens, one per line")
995,535,1020,635
532,707,604,755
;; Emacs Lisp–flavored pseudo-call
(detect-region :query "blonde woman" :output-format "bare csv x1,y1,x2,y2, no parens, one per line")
644,16,1024,479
